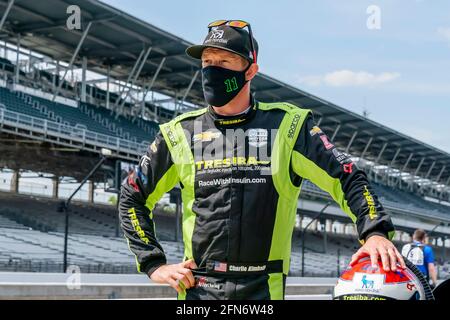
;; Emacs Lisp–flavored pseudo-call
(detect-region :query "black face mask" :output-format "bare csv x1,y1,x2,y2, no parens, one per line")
201,64,251,107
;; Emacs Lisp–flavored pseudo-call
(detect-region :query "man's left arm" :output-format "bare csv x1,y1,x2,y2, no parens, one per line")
291,114,405,271
425,246,438,286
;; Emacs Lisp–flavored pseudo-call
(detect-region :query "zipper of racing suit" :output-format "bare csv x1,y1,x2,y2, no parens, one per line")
234,127,243,299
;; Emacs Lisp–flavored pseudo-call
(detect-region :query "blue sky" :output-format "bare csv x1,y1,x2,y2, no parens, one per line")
103,0,450,153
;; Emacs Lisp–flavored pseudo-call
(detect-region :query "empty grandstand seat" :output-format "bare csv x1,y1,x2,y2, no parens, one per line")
301,178,450,218
1,84,159,144
0,192,117,236
0,87,46,119
80,102,158,143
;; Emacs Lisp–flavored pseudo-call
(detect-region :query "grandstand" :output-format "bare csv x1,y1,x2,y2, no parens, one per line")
0,189,449,279
0,0,449,291
0,84,158,142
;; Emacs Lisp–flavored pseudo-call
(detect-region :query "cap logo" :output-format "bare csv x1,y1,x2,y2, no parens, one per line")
205,27,228,44
210,28,224,39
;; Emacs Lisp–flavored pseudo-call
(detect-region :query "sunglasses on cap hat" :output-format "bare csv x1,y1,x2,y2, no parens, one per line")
207,20,257,64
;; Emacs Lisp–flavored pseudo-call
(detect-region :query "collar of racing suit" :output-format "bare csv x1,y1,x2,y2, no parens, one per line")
208,93,259,127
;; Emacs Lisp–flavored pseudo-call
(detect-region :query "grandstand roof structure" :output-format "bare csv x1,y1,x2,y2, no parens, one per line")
1,0,450,189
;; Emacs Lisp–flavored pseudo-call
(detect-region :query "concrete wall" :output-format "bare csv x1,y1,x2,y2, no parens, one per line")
0,272,336,300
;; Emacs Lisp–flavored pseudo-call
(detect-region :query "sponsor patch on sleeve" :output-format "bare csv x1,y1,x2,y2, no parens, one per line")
363,185,378,220
319,135,334,150
150,140,158,153
309,126,323,136
343,162,354,174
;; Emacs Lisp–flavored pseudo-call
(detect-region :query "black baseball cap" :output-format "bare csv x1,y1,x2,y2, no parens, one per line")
186,25,259,64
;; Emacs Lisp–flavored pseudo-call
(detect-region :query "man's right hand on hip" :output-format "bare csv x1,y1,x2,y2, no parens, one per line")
149,259,198,294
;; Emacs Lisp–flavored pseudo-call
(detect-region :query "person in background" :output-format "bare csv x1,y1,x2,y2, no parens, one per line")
402,229,438,288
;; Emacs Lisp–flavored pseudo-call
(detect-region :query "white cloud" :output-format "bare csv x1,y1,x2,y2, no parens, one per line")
297,70,400,87
296,75,323,86
437,27,450,45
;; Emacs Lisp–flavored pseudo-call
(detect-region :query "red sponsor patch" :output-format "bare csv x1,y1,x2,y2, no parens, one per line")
128,173,139,192
196,276,207,287
320,135,334,150
343,162,354,174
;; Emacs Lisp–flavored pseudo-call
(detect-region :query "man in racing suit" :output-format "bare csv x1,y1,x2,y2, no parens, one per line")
119,21,405,300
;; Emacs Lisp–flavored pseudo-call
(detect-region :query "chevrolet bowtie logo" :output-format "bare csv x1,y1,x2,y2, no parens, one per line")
192,131,222,142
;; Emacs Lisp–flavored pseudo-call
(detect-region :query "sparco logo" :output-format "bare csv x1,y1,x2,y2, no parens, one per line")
165,128,177,147
287,114,301,139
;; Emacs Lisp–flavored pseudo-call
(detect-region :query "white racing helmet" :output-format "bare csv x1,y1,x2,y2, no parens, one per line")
333,256,434,300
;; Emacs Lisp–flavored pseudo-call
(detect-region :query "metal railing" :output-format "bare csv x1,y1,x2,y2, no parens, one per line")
0,258,137,274
301,180,450,222
0,107,148,158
